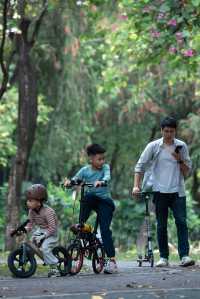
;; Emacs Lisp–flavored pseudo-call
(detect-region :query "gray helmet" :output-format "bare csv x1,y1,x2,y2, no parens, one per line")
26,184,48,202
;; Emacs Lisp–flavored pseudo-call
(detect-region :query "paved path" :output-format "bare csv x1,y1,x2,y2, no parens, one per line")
0,261,199,298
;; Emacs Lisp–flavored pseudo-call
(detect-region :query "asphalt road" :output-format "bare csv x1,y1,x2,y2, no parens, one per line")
0,261,199,299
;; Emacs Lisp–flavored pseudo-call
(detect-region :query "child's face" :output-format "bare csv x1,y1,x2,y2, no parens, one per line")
27,198,41,210
90,153,105,170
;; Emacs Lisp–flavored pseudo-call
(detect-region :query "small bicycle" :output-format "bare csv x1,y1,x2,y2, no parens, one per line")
65,179,105,275
136,192,154,267
7,220,71,278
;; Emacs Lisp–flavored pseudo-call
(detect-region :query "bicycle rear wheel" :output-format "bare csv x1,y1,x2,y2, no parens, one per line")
52,246,71,276
67,242,84,275
92,242,105,274
7,248,37,278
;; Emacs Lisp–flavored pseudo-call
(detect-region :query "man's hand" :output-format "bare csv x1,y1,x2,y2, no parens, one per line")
132,186,141,200
171,151,182,162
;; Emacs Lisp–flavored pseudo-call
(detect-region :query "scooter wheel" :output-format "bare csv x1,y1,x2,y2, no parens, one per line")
149,254,154,267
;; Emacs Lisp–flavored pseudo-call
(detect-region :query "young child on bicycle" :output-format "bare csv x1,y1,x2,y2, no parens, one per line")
25,184,60,277
64,143,118,274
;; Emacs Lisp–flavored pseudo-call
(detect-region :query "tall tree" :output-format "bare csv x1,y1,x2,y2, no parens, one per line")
5,0,48,249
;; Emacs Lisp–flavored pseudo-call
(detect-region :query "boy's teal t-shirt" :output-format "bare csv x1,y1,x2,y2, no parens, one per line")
72,163,112,200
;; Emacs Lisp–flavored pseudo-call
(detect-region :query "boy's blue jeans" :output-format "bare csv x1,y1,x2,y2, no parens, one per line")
80,193,115,258
153,192,189,259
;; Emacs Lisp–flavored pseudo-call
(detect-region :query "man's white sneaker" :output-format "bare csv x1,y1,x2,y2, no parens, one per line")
180,256,195,267
156,258,169,267
104,259,118,274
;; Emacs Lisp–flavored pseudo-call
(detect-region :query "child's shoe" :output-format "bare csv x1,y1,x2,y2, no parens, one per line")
48,265,60,278
104,259,118,274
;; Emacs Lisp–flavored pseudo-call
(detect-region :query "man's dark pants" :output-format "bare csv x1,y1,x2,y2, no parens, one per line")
153,192,189,259
80,193,115,258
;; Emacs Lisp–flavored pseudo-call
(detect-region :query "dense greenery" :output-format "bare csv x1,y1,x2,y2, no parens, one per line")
0,0,200,251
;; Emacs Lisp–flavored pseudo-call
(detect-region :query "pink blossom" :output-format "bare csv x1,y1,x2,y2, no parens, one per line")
168,19,177,26
175,32,183,43
157,12,165,20
143,6,151,13
176,32,183,38
151,30,160,38
169,46,177,54
183,49,194,57
118,14,128,21
111,23,118,32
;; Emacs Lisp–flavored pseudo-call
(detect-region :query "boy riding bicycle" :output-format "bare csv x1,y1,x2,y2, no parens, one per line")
64,143,118,274
25,184,60,277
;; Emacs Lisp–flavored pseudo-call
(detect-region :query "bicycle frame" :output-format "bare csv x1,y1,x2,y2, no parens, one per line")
65,180,106,274
19,234,44,262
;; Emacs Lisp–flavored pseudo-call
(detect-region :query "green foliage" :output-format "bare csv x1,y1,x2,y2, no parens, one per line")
0,88,17,167
47,183,80,245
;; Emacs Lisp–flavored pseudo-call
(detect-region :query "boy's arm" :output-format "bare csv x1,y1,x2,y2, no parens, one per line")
102,164,111,182
45,208,57,237
64,167,85,186
72,167,85,182
94,164,110,187
25,210,33,232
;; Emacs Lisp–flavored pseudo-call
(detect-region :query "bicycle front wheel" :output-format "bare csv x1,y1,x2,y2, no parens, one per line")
7,248,37,278
92,243,105,274
67,243,84,275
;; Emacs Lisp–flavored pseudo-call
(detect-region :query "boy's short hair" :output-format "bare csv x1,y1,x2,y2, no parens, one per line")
86,143,106,156
160,116,177,129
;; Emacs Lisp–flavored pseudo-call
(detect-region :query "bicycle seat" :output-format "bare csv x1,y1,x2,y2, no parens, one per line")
70,223,93,234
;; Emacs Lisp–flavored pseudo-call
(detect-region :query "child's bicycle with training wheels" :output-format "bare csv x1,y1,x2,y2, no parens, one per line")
7,220,71,278
136,191,154,267
64,179,106,275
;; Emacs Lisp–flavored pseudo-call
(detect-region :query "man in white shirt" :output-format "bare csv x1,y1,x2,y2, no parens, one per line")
132,116,195,267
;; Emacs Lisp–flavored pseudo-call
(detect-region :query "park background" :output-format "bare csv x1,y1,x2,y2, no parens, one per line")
0,0,200,261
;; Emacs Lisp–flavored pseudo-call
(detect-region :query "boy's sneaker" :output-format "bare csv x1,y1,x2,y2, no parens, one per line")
48,266,60,278
104,259,118,274
156,258,169,267
180,256,195,267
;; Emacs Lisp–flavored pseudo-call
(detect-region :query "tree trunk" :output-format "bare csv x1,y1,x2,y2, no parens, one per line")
5,18,37,250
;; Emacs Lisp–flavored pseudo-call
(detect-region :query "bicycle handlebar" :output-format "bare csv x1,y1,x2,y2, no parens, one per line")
62,179,107,189
133,191,154,200
136,191,154,195
10,219,30,237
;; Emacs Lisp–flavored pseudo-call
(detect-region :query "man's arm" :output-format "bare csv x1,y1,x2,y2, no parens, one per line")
132,172,144,195
132,142,154,196
178,160,190,177
172,143,192,177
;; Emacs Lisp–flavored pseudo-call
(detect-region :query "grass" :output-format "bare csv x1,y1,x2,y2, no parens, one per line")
116,247,200,263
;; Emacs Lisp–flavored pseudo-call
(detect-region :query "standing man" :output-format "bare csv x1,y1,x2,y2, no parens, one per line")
132,116,195,267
